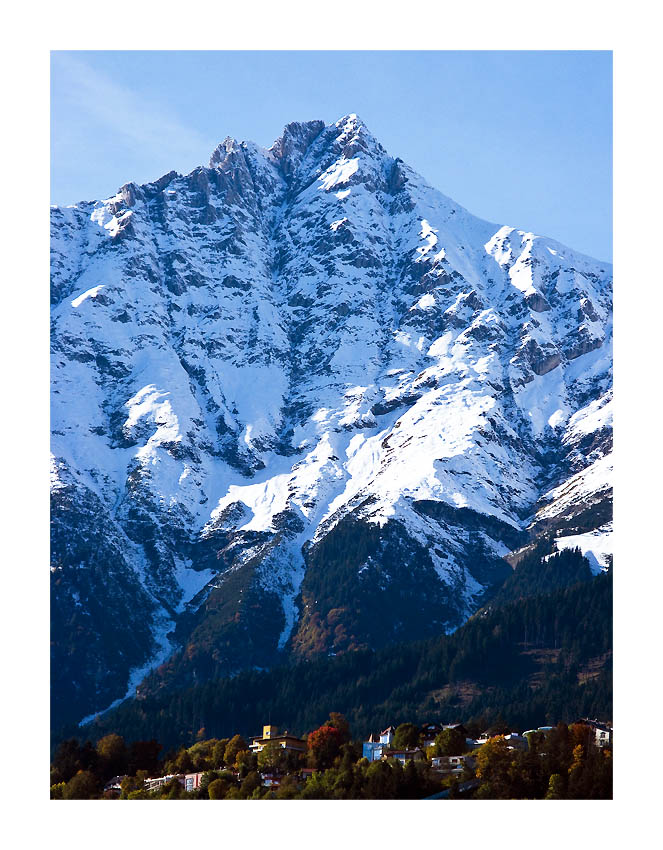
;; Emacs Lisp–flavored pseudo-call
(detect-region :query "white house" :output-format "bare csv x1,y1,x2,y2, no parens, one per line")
503,733,528,751
580,718,613,748
380,726,395,746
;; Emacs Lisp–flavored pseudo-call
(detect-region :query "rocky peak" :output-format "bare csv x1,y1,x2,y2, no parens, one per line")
269,119,326,178
209,135,244,168
208,115,383,187
332,112,376,152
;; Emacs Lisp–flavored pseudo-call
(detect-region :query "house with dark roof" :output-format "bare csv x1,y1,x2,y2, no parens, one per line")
382,748,425,765
578,718,613,748
423,722,469,749
103,775,127,796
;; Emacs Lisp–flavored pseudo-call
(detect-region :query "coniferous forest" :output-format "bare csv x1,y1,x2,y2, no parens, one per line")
54,550,611,759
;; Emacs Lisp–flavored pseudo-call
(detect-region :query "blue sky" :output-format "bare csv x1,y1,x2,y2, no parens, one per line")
51,50,612,261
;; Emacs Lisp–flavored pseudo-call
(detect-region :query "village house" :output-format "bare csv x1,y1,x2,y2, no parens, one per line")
103,775,126,796
593,725,612,748
365,722,473,761
421,723,444,749
362,726,396,761
249,724,307,755
426,723,470,748
442,723,468,735
144,773,183,792
431,754,475,777
260,772,281,788
523,726,553,741
579,718,613,748
421,722,476,751
380,726,395,746
503,733,528,751
471,730,527,749
142,771,212,793
362,733,385,762
382,748,425,766
183,772,204,792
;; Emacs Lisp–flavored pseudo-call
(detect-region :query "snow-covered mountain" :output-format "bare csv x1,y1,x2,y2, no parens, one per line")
50,114,612,729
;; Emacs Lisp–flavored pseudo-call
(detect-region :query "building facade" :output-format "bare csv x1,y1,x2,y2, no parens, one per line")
249,724,307,755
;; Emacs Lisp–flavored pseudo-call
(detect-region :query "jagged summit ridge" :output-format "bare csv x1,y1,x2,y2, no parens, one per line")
206,114,393,200
267,119,326,176
50,113,612,729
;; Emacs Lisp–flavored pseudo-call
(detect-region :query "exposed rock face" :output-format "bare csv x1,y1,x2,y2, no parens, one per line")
50,114,612,727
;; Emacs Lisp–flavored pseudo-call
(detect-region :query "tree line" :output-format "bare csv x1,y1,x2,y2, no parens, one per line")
59,553,611,753
51,713,611,800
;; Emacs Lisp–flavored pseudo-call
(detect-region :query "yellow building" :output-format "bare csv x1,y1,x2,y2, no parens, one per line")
249,725,307,754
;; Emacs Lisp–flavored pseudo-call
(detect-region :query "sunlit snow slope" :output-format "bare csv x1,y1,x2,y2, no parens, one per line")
50,115,612,728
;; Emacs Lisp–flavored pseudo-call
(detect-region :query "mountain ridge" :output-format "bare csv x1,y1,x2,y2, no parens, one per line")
50,114,612,730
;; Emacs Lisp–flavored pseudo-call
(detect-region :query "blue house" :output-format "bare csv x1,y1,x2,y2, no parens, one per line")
362,726,396,761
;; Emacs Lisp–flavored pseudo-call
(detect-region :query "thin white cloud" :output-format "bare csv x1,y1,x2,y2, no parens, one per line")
52,52,217,175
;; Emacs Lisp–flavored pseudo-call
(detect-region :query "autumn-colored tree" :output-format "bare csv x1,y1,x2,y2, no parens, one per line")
96,734,128,779
187,738,218,771
568,743,585,777
326,712,351,744
474,736,515,799
567,743,591,799
569,723,593,752
212,738,229,768
63,770,100,800
127,788,151,800
50,782,67,800
120,771,149,799
165,778,185,800
239,771,262,799
224,734,248,767
169,748,195,775
545,773,565,799
235,749,257,777
307,724,344,769
275,775,300,799
208,778,229,800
